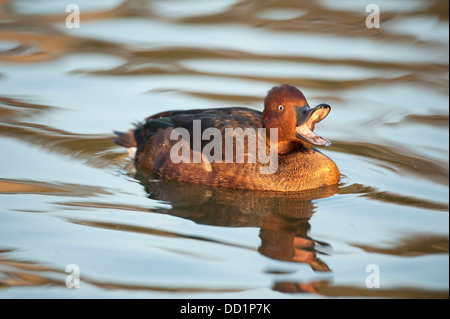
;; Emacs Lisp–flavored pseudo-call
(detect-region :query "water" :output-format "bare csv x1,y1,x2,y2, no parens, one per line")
0,0,448,298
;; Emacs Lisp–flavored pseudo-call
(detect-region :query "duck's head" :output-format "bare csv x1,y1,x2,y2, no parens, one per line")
262,84,332,154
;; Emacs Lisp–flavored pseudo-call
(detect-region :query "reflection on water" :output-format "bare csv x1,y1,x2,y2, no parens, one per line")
139,175,335,294
0,0,448,298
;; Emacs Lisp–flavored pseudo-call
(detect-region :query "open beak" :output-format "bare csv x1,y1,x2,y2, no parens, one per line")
294,104,331,147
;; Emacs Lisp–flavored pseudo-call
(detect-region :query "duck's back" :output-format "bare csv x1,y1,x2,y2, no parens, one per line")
115,107,264,182
135,107,263,151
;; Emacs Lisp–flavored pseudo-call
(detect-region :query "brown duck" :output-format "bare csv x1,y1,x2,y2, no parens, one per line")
114,84,340,191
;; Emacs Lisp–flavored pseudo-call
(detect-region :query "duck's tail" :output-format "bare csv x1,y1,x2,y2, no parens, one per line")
113,129,137,159
113,130,136,148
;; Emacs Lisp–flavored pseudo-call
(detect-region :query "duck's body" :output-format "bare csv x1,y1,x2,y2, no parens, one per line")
115,85,340,192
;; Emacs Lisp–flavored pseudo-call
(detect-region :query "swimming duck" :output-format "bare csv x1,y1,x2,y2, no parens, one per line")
114,84,340,191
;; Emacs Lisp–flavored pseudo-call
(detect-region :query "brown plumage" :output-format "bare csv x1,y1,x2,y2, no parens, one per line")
114,84,340,192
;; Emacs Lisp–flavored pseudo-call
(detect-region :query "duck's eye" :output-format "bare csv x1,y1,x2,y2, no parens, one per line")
277,105,284,111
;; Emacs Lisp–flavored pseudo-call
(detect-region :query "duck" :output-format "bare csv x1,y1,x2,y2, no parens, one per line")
114,84,340,192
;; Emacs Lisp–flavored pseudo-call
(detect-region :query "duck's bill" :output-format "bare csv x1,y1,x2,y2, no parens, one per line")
295,125,331,146
294,104,332,147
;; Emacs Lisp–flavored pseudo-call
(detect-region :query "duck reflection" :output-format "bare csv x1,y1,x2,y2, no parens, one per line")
259,214,330,272
135,169,337,293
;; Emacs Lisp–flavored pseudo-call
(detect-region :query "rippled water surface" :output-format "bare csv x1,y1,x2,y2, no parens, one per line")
0,0,448,298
